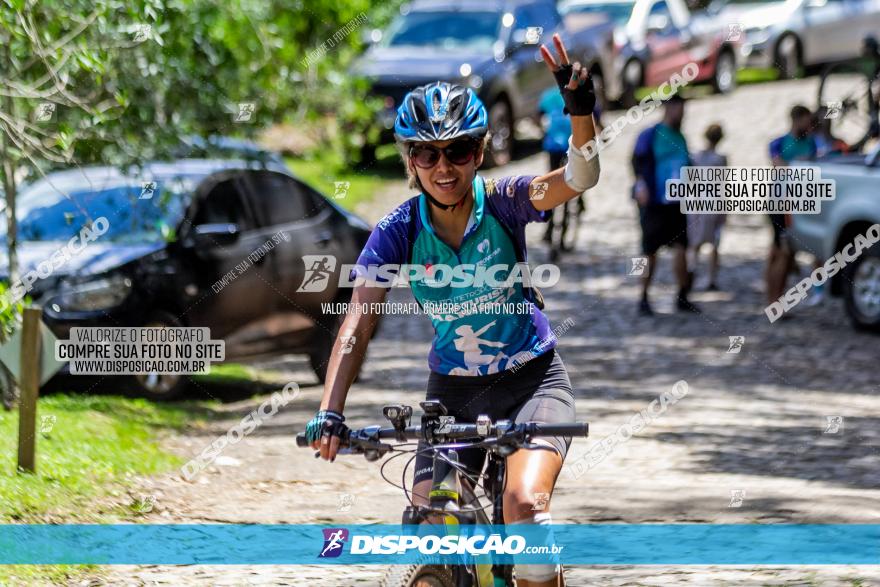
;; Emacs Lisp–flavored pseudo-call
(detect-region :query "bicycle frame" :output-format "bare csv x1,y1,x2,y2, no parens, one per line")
397,399,518,587
401,447,513,587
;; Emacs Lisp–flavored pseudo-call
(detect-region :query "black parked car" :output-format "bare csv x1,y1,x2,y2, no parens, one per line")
3,156,373,399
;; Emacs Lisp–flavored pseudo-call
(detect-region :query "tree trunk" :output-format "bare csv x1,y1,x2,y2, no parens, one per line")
0,43,19,286
0,162,18,285
0,122,19,287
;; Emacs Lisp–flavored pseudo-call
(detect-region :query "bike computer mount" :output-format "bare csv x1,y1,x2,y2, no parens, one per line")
382,404,413,441
419,400,457,441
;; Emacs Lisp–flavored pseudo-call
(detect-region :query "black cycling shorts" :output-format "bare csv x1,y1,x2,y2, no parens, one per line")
640,204,688,255
412,349,576,488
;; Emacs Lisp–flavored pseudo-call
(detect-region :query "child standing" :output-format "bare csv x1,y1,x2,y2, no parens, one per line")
687,124,727,291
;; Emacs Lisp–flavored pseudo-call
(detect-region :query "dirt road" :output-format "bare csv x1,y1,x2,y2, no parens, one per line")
102,78,880,586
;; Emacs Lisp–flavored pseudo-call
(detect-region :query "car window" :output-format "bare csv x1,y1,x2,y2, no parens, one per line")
649,1,670,15
647,0,677,32
8,175,191,244
383,11,501,50
518,3,560,31
245,172,320,227
563,2,636,24
192,177,255,231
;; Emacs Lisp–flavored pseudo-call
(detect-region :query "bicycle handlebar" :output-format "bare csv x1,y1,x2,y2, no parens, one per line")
295,421,588,450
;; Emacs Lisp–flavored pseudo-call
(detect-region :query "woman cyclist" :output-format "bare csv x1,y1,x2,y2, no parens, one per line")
305,35,599,587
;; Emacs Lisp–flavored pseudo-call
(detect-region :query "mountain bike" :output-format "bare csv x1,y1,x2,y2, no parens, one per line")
542,152,586,263
817,36,880,149
545,194,586,263
296,400,588,586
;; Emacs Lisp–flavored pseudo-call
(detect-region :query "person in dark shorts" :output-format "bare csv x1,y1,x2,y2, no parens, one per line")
631,93,698,316
766,105,816,307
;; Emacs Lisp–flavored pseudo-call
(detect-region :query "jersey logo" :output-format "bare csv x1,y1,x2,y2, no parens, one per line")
483,177,497,197
377,203,412,231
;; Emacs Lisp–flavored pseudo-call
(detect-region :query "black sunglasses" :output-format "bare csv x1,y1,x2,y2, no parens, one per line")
409,139,479,169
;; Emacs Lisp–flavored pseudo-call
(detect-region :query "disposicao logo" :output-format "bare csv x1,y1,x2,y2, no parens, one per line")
318,528,349,558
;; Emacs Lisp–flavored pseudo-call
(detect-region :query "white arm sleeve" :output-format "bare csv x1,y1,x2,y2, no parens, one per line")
563,136,600,193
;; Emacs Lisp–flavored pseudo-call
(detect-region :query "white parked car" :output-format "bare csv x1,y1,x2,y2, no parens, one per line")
790,146,880,331
708,0,880,78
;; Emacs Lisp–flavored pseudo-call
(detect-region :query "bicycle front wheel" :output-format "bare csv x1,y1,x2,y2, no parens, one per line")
818,62,879,146
381,564,456,587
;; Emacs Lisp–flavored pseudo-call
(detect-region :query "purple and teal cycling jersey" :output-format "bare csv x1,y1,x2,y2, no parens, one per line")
351,174,557,376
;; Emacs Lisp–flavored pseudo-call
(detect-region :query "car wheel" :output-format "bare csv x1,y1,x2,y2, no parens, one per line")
713,51,737,94
127,311,190,401
485,100,513,167
776,35,801,79
843,243,880,332
621,60,642,108
0,362,17,410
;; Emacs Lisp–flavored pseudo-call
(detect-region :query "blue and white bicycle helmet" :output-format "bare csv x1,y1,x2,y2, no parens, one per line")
394,81,488,143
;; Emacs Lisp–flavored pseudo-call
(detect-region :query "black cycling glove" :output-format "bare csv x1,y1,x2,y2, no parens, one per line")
305,409,348,443
553,63,596,117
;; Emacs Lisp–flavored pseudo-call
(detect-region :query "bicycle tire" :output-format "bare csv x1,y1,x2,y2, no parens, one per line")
560,197,584,253
817,61,878,147
381,563,456,587
0,361,17,410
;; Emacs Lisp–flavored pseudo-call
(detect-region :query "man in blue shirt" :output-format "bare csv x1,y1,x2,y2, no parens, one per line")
631,93,697,315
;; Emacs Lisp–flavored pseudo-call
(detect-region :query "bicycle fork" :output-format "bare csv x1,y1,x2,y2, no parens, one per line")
486,454,514,587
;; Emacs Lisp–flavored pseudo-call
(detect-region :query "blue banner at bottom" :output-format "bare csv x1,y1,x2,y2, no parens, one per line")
1,524,878,565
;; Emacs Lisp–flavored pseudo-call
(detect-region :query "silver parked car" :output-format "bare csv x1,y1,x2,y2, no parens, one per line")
790,146,880,331
709,0,880,78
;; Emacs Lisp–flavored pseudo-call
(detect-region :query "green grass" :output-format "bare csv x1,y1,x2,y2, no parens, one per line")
632,67,781,102
195,361,258,384
0,394,210,585
0,394,198,523
286,145,401,212
738,67,780,85
0,564,98,586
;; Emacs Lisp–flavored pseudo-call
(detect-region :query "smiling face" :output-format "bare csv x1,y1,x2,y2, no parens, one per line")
408,138,484,205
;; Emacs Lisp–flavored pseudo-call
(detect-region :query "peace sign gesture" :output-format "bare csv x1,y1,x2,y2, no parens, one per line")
539,33,596,116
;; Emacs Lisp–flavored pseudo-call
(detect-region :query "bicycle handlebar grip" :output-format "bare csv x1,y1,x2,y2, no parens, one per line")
531,422,589,437
295,433,309,447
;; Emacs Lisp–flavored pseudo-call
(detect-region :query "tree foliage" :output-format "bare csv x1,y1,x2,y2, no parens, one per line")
0,0,400,281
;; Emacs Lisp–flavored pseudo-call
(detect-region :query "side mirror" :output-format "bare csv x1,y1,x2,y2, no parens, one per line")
187,223,241,248
510,26,545,50
647,14,670,33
